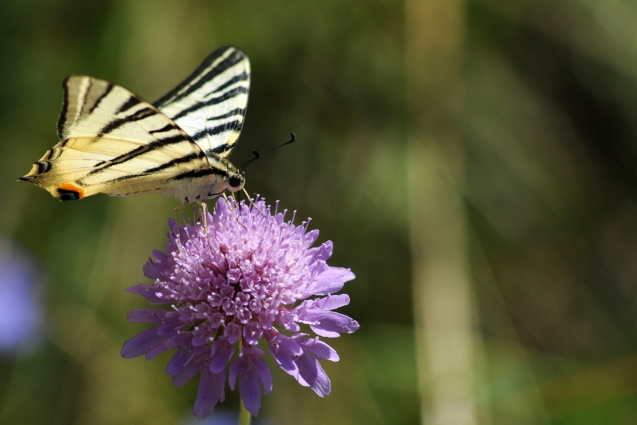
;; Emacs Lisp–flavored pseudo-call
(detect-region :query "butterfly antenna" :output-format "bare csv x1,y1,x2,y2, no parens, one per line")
240,132,296,172
239,150,260,172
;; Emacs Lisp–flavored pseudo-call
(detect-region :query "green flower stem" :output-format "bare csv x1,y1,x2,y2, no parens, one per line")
238,400,251,425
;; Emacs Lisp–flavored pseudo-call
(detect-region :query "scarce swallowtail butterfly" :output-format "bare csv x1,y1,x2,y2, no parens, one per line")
20,46,250,203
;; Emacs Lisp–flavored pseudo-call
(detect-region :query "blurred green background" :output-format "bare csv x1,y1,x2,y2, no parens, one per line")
2,0,637,424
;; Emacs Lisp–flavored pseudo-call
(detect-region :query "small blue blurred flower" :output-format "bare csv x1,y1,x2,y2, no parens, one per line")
0,238,43,355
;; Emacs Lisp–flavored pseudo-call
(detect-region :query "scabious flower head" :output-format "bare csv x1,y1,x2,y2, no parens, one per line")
122,197,359,418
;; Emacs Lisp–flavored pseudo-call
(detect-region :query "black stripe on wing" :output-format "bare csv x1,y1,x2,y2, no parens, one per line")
98,107,158,136
149,124,176,135
115,96,142,114
89,134,198,173
78,79,93,118
172,167,227,181
88,83,114,114
101,151,213,184
171,86,249,122
57,79,71,139
206,72,249,97
190,120,243,143
205,108,247,122
153,46,247,108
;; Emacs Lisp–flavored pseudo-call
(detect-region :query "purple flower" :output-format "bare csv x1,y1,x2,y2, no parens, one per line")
122,197,359,418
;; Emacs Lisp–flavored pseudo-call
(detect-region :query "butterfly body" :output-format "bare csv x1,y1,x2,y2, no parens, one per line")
20,46,249,202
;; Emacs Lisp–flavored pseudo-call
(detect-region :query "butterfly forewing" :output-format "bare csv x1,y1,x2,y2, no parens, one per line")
20,46,250,202
23,76,213,200
154,46,250,161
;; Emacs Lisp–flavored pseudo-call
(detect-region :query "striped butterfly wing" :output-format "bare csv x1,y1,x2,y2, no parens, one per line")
154,46,250,161
21,76,212,201
21,46,250,202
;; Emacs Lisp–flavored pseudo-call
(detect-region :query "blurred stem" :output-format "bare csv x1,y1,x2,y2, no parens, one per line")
238,400,251,425
406,1,481,425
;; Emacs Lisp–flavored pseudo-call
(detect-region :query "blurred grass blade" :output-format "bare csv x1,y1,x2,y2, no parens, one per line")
406,1,479,424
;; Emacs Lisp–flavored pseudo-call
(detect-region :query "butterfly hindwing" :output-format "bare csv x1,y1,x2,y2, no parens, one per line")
154,46,250,161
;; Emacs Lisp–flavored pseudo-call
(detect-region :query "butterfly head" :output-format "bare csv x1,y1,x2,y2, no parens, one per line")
219,155,245,193
227,170,245,193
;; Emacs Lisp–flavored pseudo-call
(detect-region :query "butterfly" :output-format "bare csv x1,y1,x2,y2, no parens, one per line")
19,46,250,203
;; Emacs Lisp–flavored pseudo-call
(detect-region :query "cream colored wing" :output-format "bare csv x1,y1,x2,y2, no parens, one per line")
20,76,214,201
154,46,250,161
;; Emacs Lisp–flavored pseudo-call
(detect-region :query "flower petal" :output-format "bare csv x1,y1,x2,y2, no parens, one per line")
126,284,171,304
210,338,235,373
168,345,210,387
121,328,168,358
268,334,314,387
242,360,272,415
315,294,352,310
307,267,355,296
295,351,331,397
171,360,203,387
193,368,226,419
297,297,360,337
296,337,339,362
146,333,190,360
255,355,273,393
269,347,298,377
126,308,165,323
229,346,272,416
308,311,360,337
143,255,165,279
239,369,262,416
302,229,320,248
166,346,194,376
315,240,333,260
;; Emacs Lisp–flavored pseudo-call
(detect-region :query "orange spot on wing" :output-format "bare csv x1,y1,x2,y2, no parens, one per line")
58,183,85,199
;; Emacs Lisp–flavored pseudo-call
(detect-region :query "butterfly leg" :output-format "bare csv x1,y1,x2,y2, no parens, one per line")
241,187,252,203
241,188,267,217
221,193,247,230
174,199,189,212
200,201,208,229
173,200,188,220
